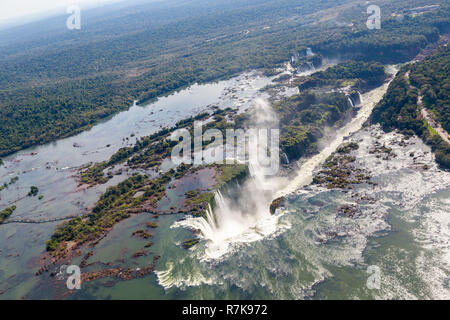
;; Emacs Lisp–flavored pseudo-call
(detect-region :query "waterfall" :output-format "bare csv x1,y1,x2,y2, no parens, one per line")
173,66,398,260
358,91,363,105
173,99,288,259
347,96,355,108
282,152,290,164
306,61,316,72
306,47,314,56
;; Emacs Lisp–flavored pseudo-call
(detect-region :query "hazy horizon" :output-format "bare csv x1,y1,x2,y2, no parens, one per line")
0,0,127,27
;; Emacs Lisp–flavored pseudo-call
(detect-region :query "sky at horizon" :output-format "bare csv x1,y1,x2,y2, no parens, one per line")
0,0,126,24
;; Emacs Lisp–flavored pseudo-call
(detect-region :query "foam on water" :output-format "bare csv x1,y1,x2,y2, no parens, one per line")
349,126,450,299
163,66,395,269
155,261,217,290
157,124,449,297
414,197,450,299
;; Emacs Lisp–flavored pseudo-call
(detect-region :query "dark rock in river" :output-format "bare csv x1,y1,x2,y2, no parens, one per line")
270,196,286,215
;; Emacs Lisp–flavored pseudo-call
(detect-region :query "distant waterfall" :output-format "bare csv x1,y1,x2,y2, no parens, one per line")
347,91,363,108
306,61,316,72
282,152,290,164
347,96,355,108
358,91,363,105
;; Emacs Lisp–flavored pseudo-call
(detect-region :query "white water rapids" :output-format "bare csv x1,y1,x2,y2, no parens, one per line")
173,66,398,260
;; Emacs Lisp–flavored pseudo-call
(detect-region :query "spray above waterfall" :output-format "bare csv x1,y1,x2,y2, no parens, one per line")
173,98,289,259
170,100,281,176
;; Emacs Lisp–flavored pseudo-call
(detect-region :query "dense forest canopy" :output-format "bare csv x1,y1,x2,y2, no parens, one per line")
0,0,449,157
295,61,387,91
371,45,450,169
410,46,450,133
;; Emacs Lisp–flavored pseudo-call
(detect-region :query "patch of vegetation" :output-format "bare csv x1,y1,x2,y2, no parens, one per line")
182,238,200,249
27,186,39,197
144,242,153,248
337,142,360,154
132,229,152,239
184,164,248,217
337,204,359,218
0,176,19,192
368,141,397,161
132,250,147,258
185,192,215,217
46,171,171,252
312,142,372,189
214,164,248,188
184,190,199,199
274,91,352,161
423,120,438,137
372,45,450,169
296,61,387,91
410,45,450,132
146,222,158,229
0,205,16,224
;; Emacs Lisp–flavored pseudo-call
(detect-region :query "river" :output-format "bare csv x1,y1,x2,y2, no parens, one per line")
0,70,276,298
1,65,448,300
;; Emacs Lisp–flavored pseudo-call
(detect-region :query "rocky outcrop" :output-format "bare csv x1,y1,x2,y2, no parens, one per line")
269,197,286,215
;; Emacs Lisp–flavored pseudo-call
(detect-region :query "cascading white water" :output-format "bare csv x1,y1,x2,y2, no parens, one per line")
173,99,288,259
306,47,314,56
347,96,355,108
358,91,363,105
